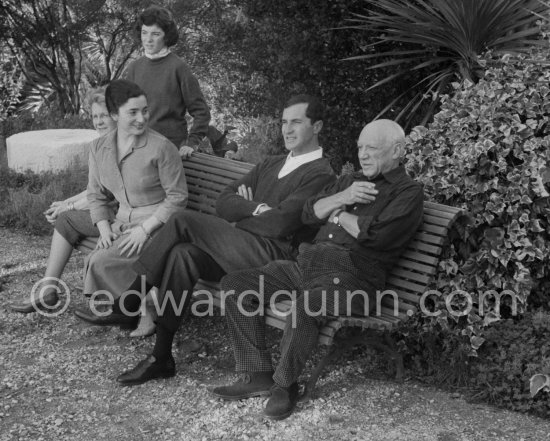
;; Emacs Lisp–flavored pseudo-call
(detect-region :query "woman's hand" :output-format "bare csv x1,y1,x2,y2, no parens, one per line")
118,225,150,258
95,220,117,249
97,231,118,249
44,201,69,224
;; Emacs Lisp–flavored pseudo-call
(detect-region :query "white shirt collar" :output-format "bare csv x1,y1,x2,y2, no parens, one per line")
278,147,323,179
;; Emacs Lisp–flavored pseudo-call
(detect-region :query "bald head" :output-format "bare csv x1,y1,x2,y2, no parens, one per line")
357,119,405,179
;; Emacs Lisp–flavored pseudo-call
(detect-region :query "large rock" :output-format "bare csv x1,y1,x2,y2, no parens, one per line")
7,129,99,173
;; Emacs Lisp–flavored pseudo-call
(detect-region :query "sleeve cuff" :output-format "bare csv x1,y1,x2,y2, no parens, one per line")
356,214,375,241
253,203,267,216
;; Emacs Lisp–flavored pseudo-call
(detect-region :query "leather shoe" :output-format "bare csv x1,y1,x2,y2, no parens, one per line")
211,371,274,400
117,354,175,386
9,291,59,314
74,307,139,328
264,382,300,420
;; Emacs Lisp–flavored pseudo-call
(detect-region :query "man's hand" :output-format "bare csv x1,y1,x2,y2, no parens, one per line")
179,145,195,159
118,226,149,258
236,185,272,214
236,185,254,201
340,181,378,205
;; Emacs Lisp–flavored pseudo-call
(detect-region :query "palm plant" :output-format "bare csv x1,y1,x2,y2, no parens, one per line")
347,0,550,127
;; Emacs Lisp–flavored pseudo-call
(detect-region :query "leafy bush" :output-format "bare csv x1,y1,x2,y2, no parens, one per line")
0,56,24,125
225,116,284,164
471,310,550,416
347,0,549,127
0,165,87,235
399,310,550,417
404,47,550,349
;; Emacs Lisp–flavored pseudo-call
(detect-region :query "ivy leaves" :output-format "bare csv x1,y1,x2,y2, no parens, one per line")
405,47,550,350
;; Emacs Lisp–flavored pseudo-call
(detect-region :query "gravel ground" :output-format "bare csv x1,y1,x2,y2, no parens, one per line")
1,227,550,441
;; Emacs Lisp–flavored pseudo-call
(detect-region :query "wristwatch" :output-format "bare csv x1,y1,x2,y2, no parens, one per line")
332,209,344,227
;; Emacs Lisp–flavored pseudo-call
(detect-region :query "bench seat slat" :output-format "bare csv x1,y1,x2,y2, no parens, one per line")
400,249,440,266
406,240,442,255
380,294,418,312
424,201,463,216
387,269,430,288
393,258,436,277
184,168,236,186
185,175,229,193
423,213,456,227
417,223,449,236
184,161,250,181
186,153,254,173
412,232,445,246
186,187,223,202
423,206,461,221
383,286,422,304
187,200,217,215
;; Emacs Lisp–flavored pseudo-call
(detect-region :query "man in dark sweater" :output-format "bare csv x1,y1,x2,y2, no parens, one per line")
212,119,424,420
104,94,336,385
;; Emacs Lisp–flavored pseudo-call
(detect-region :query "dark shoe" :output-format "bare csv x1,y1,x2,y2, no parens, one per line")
264,383,300,420
74,307,138,327
211,371,274,400
9,291,59,314
117,354,175,386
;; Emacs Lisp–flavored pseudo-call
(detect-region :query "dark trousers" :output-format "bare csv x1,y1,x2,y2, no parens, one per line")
132,211,293,333
220,245,376,387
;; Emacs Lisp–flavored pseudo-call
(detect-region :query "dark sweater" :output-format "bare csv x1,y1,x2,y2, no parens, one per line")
125,53,210,147
216,155,335,240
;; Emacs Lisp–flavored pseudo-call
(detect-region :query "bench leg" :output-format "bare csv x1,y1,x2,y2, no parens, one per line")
360,331,404,382
302,330,404,400
383,333,404,382
301,331,372,401
300,343,346,402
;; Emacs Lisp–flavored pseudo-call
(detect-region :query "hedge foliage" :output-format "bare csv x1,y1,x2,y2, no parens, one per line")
399,310,550,417
404,47,550,350
471,310,550,416
189,0,428,171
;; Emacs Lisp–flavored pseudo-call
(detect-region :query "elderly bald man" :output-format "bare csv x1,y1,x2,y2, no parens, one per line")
212,119,424,420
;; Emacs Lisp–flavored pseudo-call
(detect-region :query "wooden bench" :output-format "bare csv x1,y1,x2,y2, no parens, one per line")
76,153,463,399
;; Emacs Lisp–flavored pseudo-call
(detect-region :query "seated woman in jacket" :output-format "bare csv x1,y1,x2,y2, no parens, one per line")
9,88,116,313
75,79,188,323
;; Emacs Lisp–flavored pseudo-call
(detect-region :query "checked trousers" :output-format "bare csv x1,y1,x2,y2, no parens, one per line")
221,242,378,387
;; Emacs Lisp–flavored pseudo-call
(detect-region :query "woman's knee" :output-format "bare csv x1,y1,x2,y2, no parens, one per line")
54,211,71,231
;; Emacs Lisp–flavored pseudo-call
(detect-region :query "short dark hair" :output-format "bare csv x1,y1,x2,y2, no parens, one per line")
284,94,324,124
134,5,179,47
105,80,146,115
